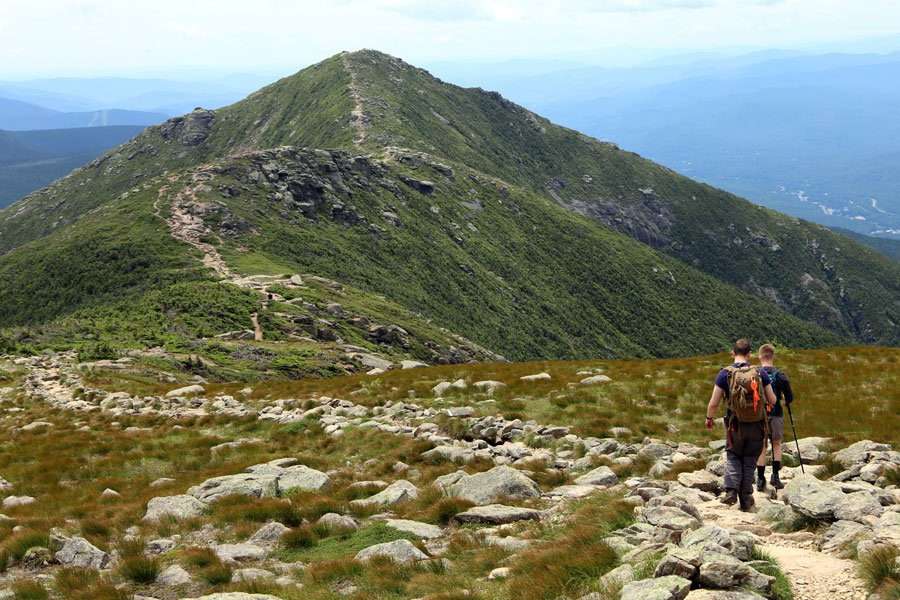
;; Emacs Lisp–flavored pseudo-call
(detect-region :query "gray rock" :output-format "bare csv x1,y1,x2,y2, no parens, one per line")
784,437,831,463
274,464,332,494
355,539,428,564
454,504,542,525
143,494,208,521
654,553,698,580
2,495,35,508
833,440,891,468
158,564,192,586
639,505,702,531
447,465,541,505
231,568,275,583
422,445,475,463
684,591,765,599
821,520,872,557
833,491,884,523
247,522,289,546
54,536,110,569
317,513,359,531
677,470,721,494
574,465,619,487
698,552,773,595
350,479,418,508
214,543,268,564
620,575,691,600
783,474,845,520
384,519,444,539
580,375,612,385
187,473,279,502
165,384,205,398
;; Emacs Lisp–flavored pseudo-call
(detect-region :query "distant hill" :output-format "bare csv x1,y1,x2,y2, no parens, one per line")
0,126,145,206
461,52,900,239
831,227,900,261
1,51,898,362
0,96,166,130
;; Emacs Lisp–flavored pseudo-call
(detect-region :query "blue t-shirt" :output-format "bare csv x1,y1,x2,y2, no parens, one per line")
715,362,771,397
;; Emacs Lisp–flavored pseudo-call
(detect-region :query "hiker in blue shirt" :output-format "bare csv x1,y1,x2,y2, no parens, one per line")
705,339,777,512
755,343,794,491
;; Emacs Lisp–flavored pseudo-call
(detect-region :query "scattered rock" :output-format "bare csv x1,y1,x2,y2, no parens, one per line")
355,539,428,564
143,494,208,521
55,536,111,569
454,504,542,525
620,575,691,600
158,564,192,586
447,465,541,505
384,519,444,539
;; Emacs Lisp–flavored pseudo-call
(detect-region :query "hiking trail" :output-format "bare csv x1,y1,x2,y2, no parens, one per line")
698,497,868,600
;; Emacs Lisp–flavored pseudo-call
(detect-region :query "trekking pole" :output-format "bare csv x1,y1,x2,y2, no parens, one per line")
786,403,804,473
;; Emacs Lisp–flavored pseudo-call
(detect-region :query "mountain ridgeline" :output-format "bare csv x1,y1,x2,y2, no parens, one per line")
0,50,897,362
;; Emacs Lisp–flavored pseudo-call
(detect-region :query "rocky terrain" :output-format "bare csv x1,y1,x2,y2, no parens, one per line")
0,353,897,600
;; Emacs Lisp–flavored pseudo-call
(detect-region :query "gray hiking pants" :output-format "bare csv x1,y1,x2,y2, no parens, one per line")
723,419,765,506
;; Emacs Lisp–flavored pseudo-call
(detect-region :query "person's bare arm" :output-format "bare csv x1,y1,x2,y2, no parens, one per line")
764,384,776,410
706,386,724,428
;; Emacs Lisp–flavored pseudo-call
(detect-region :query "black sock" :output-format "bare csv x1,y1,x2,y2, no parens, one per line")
772,461,781,477
757,465,765,479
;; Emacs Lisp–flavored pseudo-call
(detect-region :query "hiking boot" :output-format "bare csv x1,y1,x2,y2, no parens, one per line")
770,474,784,490
756,476,767,492
720,489,738,505
740,494,756,513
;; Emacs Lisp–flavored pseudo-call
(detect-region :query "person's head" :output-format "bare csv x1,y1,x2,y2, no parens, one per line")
759,343,776,365
731,338,752,361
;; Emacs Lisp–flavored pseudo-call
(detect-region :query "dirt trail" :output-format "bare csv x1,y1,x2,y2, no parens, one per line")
342,53,369,147
697,496,868,600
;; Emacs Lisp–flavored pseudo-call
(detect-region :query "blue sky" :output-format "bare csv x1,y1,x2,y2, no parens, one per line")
3,0,900,77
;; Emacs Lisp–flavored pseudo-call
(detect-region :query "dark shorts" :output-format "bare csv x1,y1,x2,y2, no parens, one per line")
769,417,784,442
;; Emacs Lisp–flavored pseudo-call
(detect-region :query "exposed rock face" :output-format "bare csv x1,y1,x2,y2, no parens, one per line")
446,466,541,505
159,108,216,146
187,459,331,501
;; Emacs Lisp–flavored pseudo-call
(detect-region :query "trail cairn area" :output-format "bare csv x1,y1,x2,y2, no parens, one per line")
2,353,898,599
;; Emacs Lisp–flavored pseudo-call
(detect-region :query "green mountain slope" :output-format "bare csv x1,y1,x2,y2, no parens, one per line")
832,227,900,262
0,50,893,363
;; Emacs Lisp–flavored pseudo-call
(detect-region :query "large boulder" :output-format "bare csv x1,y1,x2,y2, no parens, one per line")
574,465,619,487
454,504,542,525
350,480,418,508
639,505,702,531
784,437,831,463
677,470,721,494
783,474,845,520
274,465,331,494
158,564,192,586
698,552,773,595
833,491,884,523
185,595,282,600
143,494,208,521
447,466,541,505
55,537,110,569
384,519,443,539
821,520,872,557
213,543,268,564
833,440,891,468
685,591,765,599
355,539,428,564
187,473,279,502
620,575,691,600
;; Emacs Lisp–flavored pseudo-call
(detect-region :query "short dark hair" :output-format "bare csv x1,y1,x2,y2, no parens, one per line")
733,338,752,356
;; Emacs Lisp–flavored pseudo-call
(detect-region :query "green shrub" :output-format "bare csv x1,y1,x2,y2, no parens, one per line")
858,546,900,593
118,555,160,583
283,525,319,549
